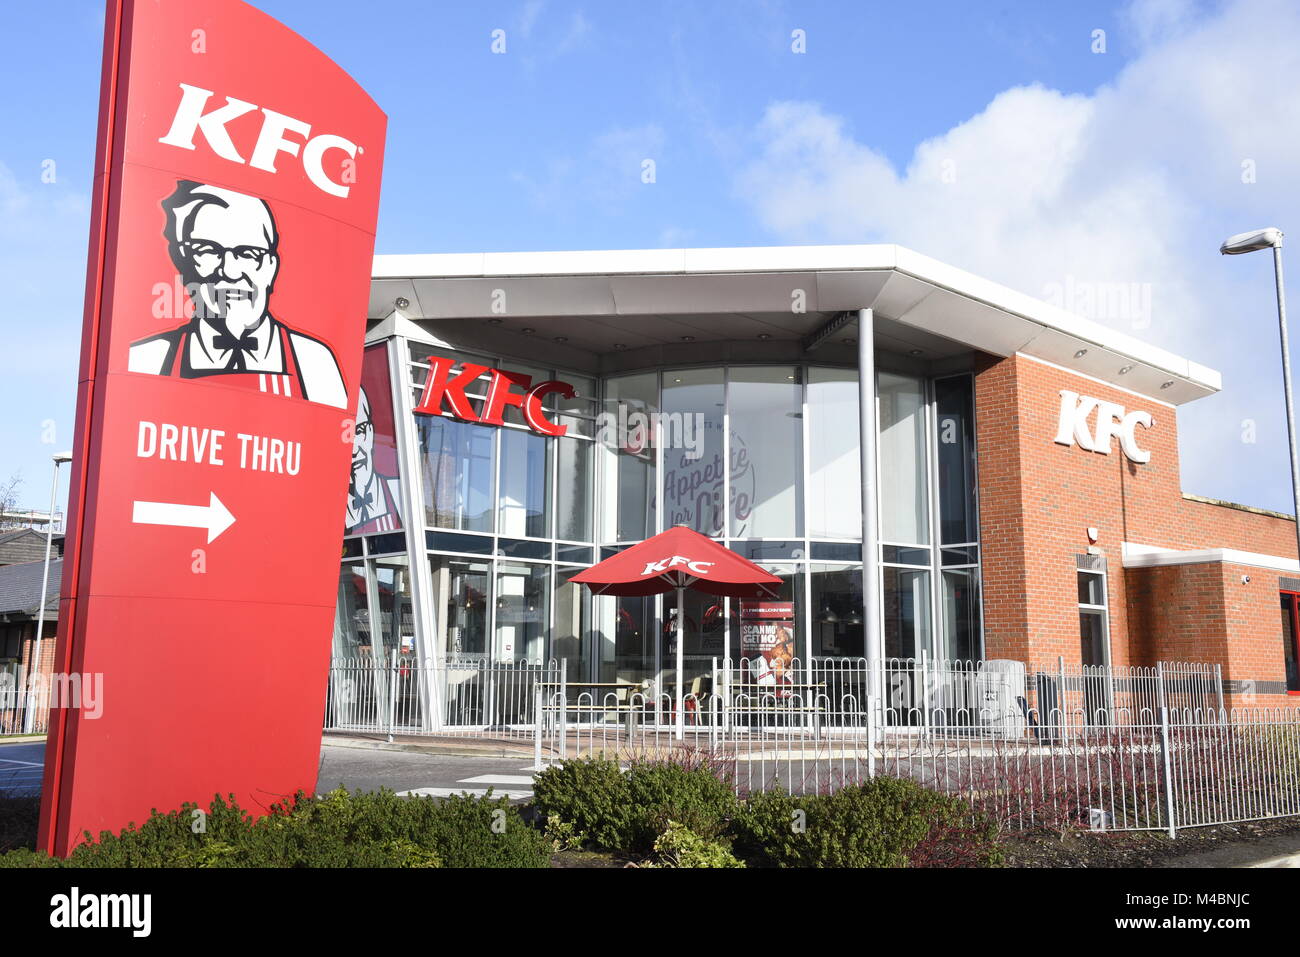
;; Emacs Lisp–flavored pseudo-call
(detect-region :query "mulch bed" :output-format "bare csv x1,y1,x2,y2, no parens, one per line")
1003,817,1300,868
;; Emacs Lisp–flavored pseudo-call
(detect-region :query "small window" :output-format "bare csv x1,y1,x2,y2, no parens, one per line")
1077,559,1109,668
1281,592,1300,693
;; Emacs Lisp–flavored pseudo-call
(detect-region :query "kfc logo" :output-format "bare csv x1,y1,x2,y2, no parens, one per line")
127,180,347,409
158,83,360,198
640,556,716,577
413,355,575,437
347,386,402,534
1054,390,1153,464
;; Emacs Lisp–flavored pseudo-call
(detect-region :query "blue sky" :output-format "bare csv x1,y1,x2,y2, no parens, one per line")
2,0,1299,520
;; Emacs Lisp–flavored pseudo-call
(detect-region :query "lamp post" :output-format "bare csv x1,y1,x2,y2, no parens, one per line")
1220,228,1297,563
23,451,72,734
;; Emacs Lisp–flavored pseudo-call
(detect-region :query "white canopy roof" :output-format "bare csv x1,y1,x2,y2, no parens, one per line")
370,243,1220,405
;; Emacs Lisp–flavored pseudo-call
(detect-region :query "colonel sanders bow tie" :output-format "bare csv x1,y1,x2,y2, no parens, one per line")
212,331,259,371
351,488,374,522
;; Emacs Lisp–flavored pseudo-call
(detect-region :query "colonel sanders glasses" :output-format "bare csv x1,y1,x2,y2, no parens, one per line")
181,239,273,276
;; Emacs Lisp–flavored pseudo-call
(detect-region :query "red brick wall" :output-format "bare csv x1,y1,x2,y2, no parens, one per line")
975,352,1299,706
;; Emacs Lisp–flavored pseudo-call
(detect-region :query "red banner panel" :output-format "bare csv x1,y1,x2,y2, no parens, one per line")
39,0,386,855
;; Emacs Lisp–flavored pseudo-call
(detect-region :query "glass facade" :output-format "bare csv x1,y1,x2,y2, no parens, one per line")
337,340,984,708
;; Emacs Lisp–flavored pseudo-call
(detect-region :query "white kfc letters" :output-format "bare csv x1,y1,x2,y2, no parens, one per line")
158,84,359,198
641,556,716,576
1054,390,1153,464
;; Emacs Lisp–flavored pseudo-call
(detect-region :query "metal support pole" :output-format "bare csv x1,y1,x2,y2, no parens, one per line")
1214,663,1225,719
1272,246,1300,571
1156,660,1167,715
533,684,544,770
858,309,881,701
1159,705,1178,839
387,647,398,743
675,584,685,741
23,459,63,735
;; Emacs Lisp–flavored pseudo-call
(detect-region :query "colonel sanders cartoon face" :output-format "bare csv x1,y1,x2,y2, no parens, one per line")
351,386,375,492
170,185,279,337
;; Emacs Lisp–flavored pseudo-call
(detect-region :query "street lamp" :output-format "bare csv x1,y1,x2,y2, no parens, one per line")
23,450,72,734
1220,228,1297,562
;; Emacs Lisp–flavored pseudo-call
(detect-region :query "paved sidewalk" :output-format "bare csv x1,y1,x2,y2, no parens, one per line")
1167,834,1300,868
323,731,538,760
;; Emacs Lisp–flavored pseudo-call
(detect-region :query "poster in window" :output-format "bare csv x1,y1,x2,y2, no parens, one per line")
346,343,402,534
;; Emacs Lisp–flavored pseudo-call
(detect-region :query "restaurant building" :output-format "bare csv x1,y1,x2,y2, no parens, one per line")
332,243,1300,719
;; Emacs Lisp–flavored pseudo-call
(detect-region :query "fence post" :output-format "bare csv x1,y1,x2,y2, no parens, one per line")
1057,656,1066,736
533,684,544,771
866,694,877,780
387,648,398,743
1159,705,1178,839
920,650,931,739
1156,660,1167,715
558,685,568,761
1214,663,1225,720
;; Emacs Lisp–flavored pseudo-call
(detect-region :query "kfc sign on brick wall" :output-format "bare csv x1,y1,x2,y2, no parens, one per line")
1054,390,1154,464
413,355,575,437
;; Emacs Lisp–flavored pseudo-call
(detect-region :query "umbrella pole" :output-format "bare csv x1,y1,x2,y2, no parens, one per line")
676,584,685,742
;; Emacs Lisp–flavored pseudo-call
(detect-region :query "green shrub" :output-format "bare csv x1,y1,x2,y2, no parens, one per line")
0,788,550,869
532,758,634,849
532,754,738,853
733,777,1001,868
624,760,737,849
644,821,744,868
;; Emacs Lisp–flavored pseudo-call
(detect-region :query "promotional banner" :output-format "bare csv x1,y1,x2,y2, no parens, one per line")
40,0,386,855
345,344,402,535
739,600,796,697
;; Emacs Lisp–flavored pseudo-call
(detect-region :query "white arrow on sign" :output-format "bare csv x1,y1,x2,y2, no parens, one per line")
132,491,235,543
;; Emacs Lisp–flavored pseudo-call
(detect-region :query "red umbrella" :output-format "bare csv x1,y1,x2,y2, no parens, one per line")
571,525,782,738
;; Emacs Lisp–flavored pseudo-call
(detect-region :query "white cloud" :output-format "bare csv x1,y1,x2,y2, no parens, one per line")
734,0,1300,512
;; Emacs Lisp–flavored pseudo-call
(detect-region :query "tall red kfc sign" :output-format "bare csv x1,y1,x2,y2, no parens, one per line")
39,0,386,855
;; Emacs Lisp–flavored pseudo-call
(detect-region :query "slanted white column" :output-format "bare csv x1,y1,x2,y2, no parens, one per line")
857,309,881,700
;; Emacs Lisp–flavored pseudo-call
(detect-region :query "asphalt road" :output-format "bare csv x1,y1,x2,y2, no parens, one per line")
0,739,541,802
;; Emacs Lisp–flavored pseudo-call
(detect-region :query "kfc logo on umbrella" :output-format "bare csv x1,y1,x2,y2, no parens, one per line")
640,556,716,577
127,180,347,408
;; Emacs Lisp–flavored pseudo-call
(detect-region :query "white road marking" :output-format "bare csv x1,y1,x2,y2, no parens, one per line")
397,786,531,800
457,774,535,786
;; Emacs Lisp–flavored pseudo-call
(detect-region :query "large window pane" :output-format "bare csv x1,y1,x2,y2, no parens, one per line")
431,556,491,658
729,367,803,539
808,368,861,539
332,562,372,656
1282,594,1299,693
934,375,977,545
373,558,414,658
556,438,593,542
495,563,549,662
878,371,929,545
498,429,551,538
662,368,725,536
663,587,727,693
940,567,980,662
883,566,930,660
419,416,495,531
602,373,658,542
811,564,865,658
555,566,593,682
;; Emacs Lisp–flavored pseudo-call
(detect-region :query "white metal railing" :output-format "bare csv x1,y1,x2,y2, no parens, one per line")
525,657,1300,837
0,665,50,736
324,654,559,740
